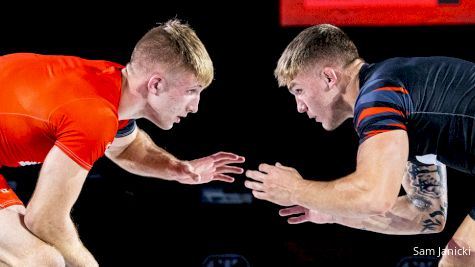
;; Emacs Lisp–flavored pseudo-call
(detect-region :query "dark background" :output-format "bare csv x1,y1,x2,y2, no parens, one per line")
1,1,475,266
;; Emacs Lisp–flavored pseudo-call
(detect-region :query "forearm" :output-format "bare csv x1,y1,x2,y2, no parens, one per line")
292,131,407,218
335,195,443,235
26,145,99,266
27,217,97,266
293,174,385,218
335,162,448,235
108,129,182,180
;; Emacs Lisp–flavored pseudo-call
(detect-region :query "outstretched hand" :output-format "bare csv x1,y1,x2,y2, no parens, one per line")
279,205,334,224
176,152,245,184
244,162,305,206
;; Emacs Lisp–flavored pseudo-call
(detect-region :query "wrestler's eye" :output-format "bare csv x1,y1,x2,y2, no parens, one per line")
293,89,303,95
186,89,198,95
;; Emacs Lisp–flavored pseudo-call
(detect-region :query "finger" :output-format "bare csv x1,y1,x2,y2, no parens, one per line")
214,157,245,166
211,152,245,161
258,163,274,173
216,165,244,174
275,162,294,171
287,215,308,224
252,190,267,200
245,170,266,181
244,180,265,191
279,206,306,216
213,174,234,183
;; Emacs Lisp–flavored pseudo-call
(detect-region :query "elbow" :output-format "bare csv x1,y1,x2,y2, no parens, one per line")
432,223,446,233
24,211,51,238
422,222,446,234
408,196,447,234
423,213,447,234
438,215,447,232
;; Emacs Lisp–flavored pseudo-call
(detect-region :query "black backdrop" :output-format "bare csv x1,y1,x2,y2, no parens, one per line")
1,1,475,266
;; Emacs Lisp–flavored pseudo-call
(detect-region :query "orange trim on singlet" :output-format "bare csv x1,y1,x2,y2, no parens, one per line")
357,107,406,127
0,197,24,209
387,123,407,131
55,141,93,170
365,129,391,137
0,174,24,209
374,86,409,94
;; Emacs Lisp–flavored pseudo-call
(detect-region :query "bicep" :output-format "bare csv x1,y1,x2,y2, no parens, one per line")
26,145,89,219
105,125,139,159
355,130,409,204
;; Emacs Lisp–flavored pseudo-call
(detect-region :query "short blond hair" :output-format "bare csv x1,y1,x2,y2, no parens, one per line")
130,19,213,87
274,24,359,87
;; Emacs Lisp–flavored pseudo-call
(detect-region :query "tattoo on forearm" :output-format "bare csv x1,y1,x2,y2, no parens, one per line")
421,205,446,232
404,161,448,233
408,163,443,198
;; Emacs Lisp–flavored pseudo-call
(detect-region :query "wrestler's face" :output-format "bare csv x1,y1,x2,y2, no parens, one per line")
288,65,347,131
145,70,203,130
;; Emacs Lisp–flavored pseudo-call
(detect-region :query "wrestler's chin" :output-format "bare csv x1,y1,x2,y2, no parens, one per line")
321,121,338,131
321,117,348,131
145,116,173,130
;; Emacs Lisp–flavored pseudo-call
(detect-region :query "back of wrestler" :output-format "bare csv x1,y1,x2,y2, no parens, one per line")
0,53,123,171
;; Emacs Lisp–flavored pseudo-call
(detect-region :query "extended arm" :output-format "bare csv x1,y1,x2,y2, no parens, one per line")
282,160,448,234
105,126,192,180
106,126,244,184
337,160,447,234
24,145,98,266
245,130,408,218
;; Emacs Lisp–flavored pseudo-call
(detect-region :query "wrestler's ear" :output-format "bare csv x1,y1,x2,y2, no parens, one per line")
322,67,338,89
147,74,164,95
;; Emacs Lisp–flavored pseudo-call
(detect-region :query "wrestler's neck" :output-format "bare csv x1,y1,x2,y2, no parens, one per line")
340,58,365,114
117,65,147,121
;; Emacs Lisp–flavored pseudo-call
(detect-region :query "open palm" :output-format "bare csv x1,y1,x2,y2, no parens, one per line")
183,152,245,184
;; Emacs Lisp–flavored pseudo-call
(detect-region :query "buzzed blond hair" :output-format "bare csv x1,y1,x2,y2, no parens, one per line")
274,24,359,87
130,19,214,87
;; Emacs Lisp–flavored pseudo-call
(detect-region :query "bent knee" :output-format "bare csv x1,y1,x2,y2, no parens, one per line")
439,254,475,267
438,247,475,267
